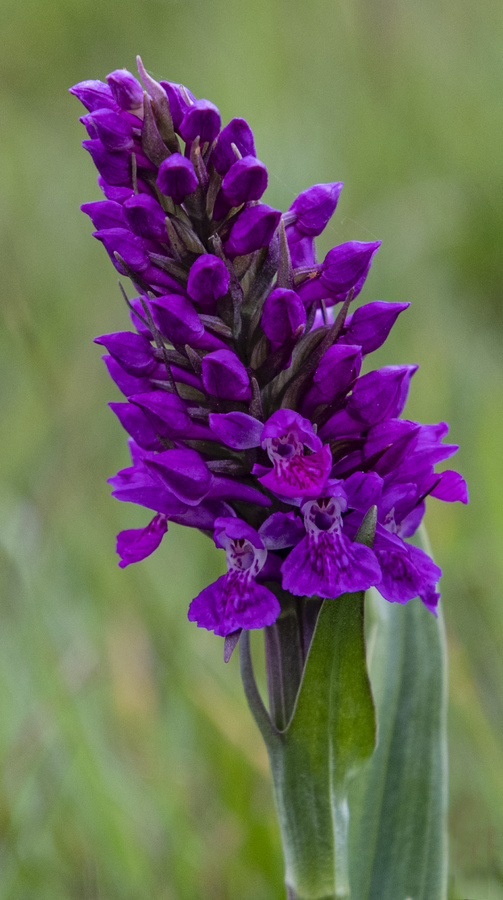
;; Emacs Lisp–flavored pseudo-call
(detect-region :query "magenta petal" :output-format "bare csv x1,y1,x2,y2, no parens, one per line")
106,69,144,111
93,228,150,274
343,471,384,510
281,529,381,598
321,241,381,293
94,331,155,376
289,236,316,268
70,80,117,112
430,470,469,504
179,98,221,143
81,200,125,230
123,194,168,240
419,585,440,616
361,419,420,475
211,118,256,175
128,296,154,339
187,254,230,312
374,531,441,604
258,512,305,550
97,176,134,203
213,517,263,549
87,108,134,151
109,402,163,450
83,141,131,186
399,502,426,539
261,288,306,348
201,349,251,401
261,409,322,451
117,514,168,567
342,301,410,354
347,365,418,427
102,354,159,396
288,182,343,237
150,294,204,345
157,153,198,203
222,156,268,206
258,444,332,499
209,477,272,508
226,204,281,258
144,448,212,505
129,391,191,439
297,240,380,303
110,474,188,517
305,344,362,408
160,81,196,131
209,412,263,449
188,572,280,636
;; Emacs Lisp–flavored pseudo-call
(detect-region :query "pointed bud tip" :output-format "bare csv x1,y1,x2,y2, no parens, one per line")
354,505,378,549
224,629,242,662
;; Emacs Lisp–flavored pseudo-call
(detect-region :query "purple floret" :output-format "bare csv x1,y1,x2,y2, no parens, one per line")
226,204,282,257
157,154,198,203
222,156,268,206
179,99,221,143
254,410,332,499
187,255,230,312
123,195,168,240
117,514,168,567
211,118,256,174
70,80,118,112
82,140,131,186
188,517,280,636
285,182,343,240
106,69,144,111
281,488,381,598
201,349,251,401
160,82,196,131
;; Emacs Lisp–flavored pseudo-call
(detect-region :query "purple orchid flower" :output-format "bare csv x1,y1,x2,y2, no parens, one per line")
72,60,467,649
188,517,281,636
281,484,381,598
254,410,332,499
188,512,305,636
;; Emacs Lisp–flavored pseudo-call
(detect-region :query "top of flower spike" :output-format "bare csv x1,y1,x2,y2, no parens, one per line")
71,59,467,645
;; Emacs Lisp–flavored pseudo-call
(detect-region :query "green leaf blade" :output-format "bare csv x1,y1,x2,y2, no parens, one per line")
348,589,449,900
267,591,377,900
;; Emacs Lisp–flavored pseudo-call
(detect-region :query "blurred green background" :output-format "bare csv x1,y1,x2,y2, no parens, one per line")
1,0,502,896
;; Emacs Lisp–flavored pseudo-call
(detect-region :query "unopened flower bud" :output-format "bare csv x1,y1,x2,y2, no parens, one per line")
160,81,196,131
187,255,230,312
69,79,117,112
157,153,198,203
211,118,256,174
286,182,343,239
86,108,134,151
107,68,144,111
82,140,131,186
222,156,268,206
150,294,204,345
261,288,306,350
179,99,221,143
201,349,251,400
123,194,167,240
226,204,281,258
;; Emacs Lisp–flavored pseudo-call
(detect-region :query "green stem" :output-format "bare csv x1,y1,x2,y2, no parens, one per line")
240,510,378,900
264,594,305,730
